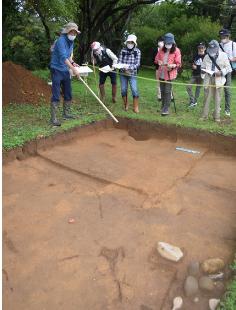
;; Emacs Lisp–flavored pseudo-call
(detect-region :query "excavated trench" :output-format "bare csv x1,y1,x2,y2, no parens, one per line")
3,118,236,309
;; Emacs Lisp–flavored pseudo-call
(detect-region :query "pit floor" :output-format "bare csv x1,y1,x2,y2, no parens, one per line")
3,128,236,309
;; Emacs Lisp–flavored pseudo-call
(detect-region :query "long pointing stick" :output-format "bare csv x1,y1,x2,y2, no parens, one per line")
79,77,119,123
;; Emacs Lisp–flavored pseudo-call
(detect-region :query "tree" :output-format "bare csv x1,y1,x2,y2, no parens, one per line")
73,0,159,64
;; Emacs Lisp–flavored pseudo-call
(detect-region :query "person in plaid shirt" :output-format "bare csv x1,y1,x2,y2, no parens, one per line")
118,34,141,113
155,33,181,116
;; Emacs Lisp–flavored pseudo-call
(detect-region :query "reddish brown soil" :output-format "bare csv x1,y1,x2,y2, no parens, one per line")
3,125,236,310
2,61,51,105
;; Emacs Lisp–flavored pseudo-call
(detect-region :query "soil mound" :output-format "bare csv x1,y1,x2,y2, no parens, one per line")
3,61,51,105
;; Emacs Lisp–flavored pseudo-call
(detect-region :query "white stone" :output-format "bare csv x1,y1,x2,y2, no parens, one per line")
157,242,183,262
209,299,220,310
172,296,183,310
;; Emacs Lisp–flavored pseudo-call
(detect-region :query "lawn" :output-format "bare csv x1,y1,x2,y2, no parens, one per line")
2,67,236,150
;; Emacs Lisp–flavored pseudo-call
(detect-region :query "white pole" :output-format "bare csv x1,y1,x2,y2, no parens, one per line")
79,77,119,123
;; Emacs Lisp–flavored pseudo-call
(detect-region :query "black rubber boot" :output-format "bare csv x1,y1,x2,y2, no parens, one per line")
63,101,75,120
50,102,61,126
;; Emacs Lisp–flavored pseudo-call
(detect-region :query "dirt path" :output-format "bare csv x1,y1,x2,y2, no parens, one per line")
3,128,236,309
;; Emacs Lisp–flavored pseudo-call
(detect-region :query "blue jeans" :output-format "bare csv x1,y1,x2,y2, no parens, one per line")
99,71,116,85
51,68,72,103
120,74,139,98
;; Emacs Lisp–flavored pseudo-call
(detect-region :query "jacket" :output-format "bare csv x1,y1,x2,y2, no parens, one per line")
201,51,232,88
154,47,181,80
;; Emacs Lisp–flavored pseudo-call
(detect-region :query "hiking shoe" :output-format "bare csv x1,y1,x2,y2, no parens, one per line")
161,107,169,116
63,114,75,120
199,116,208,121
51,120,61,126
225,111,230,116
189,101,197,108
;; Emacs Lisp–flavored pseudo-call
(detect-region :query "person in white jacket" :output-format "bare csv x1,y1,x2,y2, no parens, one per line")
200,40,232,123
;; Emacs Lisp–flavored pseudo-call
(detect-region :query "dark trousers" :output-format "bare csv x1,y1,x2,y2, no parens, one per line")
51,68,72,103
99,71,116,85
224,72,231,112
160,79,172,109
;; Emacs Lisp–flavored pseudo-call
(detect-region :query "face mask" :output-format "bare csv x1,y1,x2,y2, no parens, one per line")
67,34,76,41
165,44,172,50
127,43,134,49
221,39,228,44
94,47,102,55
158,41,164,48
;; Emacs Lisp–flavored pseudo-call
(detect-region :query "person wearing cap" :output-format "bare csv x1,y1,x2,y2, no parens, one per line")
118,34,141,113
50,22,81,126
91,42,118,103
154,33,181,116
219,28,236,116
200,40,231,122
186,42,206,107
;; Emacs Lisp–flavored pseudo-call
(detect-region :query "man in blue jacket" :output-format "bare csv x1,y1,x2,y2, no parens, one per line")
50,22,81,126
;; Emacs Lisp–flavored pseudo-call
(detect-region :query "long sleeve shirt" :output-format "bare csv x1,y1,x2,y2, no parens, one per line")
50,34,74,72
118,47,141,75
155,47,181,80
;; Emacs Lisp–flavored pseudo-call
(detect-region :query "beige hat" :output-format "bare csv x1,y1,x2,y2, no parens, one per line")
125,34,137,46
62,22,81,34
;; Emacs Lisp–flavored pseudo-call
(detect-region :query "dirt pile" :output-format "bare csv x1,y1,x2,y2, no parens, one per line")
2,61,51,105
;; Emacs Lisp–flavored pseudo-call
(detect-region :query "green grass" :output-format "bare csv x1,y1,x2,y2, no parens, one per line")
3,67,236,150
218,256,236,310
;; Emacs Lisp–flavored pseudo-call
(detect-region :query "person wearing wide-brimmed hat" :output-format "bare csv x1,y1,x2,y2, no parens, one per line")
118,34,141,113
200,40,231,122
154,33,182,116
50,22,81,126
219,28,236,116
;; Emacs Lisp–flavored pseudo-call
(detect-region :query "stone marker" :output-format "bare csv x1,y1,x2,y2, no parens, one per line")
201,258,225,274
209,298,220,310
172,296,183,310
199,276,214,291
184,276,198,296
157,242,183,262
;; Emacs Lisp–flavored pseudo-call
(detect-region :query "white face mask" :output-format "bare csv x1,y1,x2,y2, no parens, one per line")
127,43,135,49
165,44,172,50
158,41,164,48
67,34,76,41
221,39,228,44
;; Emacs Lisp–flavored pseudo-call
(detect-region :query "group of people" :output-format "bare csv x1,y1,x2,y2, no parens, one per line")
49,22,235,126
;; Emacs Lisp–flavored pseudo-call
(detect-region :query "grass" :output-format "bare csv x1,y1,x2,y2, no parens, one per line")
218,255,236,310
3,67,236,150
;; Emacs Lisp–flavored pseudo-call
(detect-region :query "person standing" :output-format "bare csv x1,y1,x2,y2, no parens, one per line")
219,28,236,116
186,42,206,107
91,41,118,102
200,40,231,122
154,33,181,116
50,22,81,126
118,34,141,113
153,36,164,102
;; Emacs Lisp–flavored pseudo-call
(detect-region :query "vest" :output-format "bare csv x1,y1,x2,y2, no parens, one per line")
94,49,113,68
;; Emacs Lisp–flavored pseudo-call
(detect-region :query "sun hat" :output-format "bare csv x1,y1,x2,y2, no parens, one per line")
91,41,101,50
62,22,81,34
164,33,175,44
125,34,137,46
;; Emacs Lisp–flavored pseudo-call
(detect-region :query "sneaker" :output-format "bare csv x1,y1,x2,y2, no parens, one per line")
161,107,169,116
199,116,208,121
189,101,197,108
215,119,221,123
225,111,230,116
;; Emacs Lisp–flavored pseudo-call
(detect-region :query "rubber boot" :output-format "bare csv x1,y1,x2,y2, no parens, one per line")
112,84,117,103
99,84,105,101
133,97,139,113
63,101,75,120
122,96,128,111
50,102,61,126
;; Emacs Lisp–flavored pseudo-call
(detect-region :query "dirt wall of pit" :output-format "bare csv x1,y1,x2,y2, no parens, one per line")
3,118,236,165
